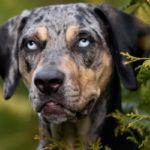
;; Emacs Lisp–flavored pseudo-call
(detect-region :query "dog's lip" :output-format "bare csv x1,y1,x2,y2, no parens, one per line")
38,100,75,116
41,101,65,116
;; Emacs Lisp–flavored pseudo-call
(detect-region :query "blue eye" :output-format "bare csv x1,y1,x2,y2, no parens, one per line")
78,38,90,48
26,41,38,50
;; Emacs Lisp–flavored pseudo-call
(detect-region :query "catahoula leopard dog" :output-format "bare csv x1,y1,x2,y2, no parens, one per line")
0,3,150,150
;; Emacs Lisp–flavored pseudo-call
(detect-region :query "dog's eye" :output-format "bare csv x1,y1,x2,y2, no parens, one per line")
78,38,90,48
26,41,38,50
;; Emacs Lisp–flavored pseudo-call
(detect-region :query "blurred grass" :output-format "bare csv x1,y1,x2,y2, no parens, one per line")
0,80,38,150
0,0,133,23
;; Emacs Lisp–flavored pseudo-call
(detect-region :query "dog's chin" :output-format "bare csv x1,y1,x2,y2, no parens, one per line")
40,113,70,124
39,101,76,124
38,99,95,124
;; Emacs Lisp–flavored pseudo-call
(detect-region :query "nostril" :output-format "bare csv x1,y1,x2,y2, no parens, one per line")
34,79,45,92
48,79,63,91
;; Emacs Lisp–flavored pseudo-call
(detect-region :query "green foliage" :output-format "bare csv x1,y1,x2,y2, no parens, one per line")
122,0,150,25
120,52,150,84
34,134,69,150
120,52,149,65
89,138,103,150
34,134,111,150
137,60,150,84
74,139,84,150
111,111,150,149
114,51,150,149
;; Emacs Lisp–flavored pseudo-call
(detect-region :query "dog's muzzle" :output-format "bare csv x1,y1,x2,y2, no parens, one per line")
34,68,68,114
32,67,96,123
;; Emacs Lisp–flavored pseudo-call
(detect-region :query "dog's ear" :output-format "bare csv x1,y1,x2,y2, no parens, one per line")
0,10,31,99
94,4,150,90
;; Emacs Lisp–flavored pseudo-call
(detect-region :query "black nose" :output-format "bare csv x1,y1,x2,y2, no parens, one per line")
34,69,65,94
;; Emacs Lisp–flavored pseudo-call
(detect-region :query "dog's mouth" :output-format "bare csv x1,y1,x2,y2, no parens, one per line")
41,101,68,116
38,98,96,121
38,100,76,121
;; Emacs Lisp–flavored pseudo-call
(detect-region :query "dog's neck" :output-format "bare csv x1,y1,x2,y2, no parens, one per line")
50,116,91,149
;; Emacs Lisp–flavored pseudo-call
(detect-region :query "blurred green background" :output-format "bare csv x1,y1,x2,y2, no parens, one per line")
0,0,150,150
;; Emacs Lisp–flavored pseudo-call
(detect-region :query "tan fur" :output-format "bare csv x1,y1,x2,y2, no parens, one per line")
78,49,113,107
35,27,48,41
59,49,112,111
19,52,41,89
19,56,33,88
65,25,80,43
78,66,100,106
96,49,113,92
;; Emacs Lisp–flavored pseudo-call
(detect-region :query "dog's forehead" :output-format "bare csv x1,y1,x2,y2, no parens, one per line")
23,3,101,34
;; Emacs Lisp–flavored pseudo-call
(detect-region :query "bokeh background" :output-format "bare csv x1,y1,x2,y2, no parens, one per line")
0,0,150,150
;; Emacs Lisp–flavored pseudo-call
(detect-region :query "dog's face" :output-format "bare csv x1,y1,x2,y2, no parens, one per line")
18,4,113,123
1,3,149,124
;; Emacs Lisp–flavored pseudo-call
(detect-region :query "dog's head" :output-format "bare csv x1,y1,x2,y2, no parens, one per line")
1,3,149,124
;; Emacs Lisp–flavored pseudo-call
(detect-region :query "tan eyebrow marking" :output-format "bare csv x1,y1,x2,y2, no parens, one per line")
66,25,80,43
35,27,48,41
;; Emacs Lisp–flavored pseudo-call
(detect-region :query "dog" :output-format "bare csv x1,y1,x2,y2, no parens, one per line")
0,3,150,150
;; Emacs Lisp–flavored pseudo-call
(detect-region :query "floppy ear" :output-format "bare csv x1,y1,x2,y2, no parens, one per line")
94,4,150,90
0,10,31,99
